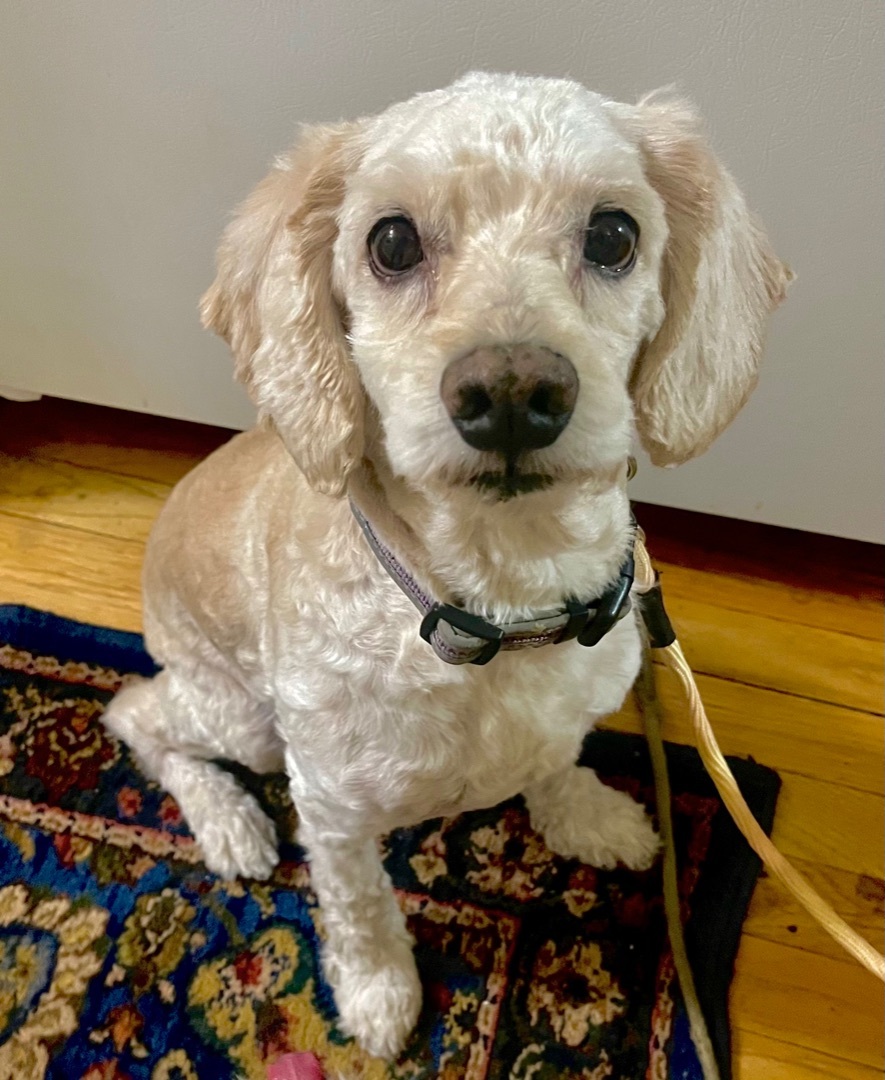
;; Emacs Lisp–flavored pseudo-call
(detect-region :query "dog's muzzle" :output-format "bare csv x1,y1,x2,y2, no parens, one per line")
440,345,578,457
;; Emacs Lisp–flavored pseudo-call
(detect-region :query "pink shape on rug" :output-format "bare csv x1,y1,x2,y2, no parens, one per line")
267,1052,325,1080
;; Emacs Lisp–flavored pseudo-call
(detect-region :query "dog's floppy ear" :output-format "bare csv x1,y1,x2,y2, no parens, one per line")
618,97,792,466
201,122,365,495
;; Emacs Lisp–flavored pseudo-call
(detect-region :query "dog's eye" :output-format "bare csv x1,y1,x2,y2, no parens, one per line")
583,210,639,274
368,216,424,276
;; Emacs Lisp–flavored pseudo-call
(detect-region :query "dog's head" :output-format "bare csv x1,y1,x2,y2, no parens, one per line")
202,73,790,501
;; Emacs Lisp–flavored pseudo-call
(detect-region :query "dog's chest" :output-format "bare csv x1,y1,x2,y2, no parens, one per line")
362,619,641,825
273,584,641,828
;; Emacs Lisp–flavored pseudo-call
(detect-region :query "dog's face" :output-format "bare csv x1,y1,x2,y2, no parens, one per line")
335,76,667,500
202,73,790,499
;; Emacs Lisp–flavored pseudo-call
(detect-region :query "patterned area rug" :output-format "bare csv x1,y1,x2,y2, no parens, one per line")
0,605,779,1080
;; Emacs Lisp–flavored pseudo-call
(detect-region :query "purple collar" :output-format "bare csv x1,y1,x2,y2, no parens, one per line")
351,502,635,666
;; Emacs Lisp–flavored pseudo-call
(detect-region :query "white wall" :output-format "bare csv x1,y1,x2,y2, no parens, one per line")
1,1,882,541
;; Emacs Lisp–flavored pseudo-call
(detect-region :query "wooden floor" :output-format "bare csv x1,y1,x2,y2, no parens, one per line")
1,395,883,1078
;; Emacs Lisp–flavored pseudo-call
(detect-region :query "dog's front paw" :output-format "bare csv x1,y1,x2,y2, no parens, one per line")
193,777,280,881
328,940,422,1059
529,767,660,871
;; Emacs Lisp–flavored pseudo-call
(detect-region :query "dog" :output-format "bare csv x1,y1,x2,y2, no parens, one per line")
103,72,789,1058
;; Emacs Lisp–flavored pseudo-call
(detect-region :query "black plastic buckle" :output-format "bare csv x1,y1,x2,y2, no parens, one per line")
576,548,635,648
557,598,593,644
419,604,506,665
639,572,676,648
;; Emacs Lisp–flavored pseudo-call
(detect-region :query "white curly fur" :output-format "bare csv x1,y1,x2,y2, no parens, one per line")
102,72,788,1058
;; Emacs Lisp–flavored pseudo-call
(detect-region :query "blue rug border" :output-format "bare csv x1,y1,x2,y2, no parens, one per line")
0,604,158,678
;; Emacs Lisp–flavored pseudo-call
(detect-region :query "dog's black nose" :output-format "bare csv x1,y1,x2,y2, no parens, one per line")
441,345,578,456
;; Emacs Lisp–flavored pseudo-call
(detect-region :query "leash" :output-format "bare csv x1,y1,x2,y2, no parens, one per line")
632,527,885,1079
631,529,885,989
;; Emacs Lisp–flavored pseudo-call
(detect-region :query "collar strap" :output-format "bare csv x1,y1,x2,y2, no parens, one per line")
351,502,635,666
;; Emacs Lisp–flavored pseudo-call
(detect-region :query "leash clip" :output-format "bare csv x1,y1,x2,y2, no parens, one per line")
638,572,677,649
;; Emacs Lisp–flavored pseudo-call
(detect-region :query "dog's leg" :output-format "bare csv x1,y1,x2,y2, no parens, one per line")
524,763,660,871
297,813,422,1059
103,669,281,880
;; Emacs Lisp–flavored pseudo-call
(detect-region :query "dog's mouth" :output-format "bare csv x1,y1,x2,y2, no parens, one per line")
467,463,555,501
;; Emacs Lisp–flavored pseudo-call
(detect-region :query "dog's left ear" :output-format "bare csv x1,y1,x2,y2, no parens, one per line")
614,97,792,466
201,122,365,496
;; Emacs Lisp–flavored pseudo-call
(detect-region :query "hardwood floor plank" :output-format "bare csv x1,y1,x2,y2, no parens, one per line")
731,935,885,1069
733,1029,884,1080
0,395,232,486
771,773,884,879
0,452,170,542
662,595,883,714
742,856,883,964
0,513,143,631
652,557,883,641
608,671,884,796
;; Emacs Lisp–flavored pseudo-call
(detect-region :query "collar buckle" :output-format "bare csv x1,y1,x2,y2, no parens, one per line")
419,604,505,666
575,548,635,648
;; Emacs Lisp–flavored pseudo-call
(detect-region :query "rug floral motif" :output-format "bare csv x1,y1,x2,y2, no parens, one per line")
0,606,779,1080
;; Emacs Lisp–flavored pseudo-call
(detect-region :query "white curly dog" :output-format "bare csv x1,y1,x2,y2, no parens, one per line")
103,72,788,1058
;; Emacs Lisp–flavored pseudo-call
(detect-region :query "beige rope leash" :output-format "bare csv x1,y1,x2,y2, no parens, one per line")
632,530,885,984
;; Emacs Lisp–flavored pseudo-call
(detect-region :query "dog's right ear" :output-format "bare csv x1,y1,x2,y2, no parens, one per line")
201,122,365,496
